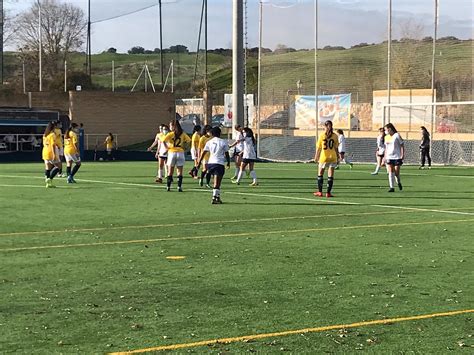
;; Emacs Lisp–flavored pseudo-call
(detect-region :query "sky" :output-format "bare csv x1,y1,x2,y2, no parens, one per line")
5,0,474,53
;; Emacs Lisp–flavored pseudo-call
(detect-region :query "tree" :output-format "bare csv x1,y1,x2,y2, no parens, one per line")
14,0,86,86
128,46,145,54
169,45,188,54
106,47,117,54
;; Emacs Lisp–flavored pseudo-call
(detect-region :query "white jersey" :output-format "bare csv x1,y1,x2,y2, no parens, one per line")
376,134,385,155
158,141,168,157
242,137,257,160
204,137,229,165
235,131,244,152
385,132,404,160
338,135,346,153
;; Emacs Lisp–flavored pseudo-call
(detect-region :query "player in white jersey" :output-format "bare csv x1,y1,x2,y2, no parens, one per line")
335,129,353,169
147,124,169,183
384,123,404,192
371,127,386,175
230,127,258,186
196,127,230,204
230,125,245,180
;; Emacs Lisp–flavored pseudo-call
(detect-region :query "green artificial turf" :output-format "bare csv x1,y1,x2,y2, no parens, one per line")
0,162,473,353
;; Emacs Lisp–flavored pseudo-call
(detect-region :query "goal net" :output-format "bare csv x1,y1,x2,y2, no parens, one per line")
382,101,474,166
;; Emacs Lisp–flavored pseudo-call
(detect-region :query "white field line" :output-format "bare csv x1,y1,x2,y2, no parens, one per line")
2,218,473,252
1,175,473,218
0,211,400,238
0,183,79,189
226,191,474,216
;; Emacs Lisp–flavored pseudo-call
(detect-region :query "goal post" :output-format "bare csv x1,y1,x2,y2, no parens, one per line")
382,101,474,166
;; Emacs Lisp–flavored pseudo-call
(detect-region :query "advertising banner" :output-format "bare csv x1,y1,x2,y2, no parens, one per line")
295,94,351,130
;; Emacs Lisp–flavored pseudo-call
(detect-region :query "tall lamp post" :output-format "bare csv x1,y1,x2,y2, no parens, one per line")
37,0,42,91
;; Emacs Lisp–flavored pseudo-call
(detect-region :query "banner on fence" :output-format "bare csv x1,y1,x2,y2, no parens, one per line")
295,94,351,130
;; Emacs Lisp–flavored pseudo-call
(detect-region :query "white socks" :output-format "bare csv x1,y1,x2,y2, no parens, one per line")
250,170,257,182
388,172,395,188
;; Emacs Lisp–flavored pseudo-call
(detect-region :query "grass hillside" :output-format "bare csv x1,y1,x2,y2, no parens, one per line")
3,40,472,103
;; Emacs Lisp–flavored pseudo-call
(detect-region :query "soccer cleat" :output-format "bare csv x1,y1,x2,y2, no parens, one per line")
326,192,334,198
212,197,223,204
67,176,73,184
349,163,353,169
371,171,378,175
398,182,403,191
230,175,237,180
155,178,163,183
231,180,240,185
177,186,183,192
388,188,395,192
188,170,195,178
419,166,425,170
166,186,171,192
205,184,212,189
313,191,323,197
249,181,259,187
46,178,56,188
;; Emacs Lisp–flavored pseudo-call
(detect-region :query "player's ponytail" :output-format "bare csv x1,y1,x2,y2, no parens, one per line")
324,120,333,138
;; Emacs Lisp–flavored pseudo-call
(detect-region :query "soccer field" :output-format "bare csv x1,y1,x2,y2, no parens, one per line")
0,162,473,353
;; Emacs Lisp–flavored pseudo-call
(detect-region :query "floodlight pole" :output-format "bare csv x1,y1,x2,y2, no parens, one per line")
257,0,263,156
158,0,164,85
386,0,392,124
37,0,42,92
112,60,115,92
232,0,244,131
0,0,3,85
314,0,319,142
430,0,439,138
87,0,91,79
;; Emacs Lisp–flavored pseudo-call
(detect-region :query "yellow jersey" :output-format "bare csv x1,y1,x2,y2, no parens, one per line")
42,132,56,161
105,136,114,149
64,131,78,155
163,131,191,153
191,132,201,150
54,128,63,148
198,135,211,160
316,132,339,163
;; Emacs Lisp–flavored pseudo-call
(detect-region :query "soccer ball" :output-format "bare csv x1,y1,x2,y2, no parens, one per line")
99,157,104,161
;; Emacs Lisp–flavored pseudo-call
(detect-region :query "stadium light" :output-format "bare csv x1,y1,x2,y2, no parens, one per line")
37,0,42,92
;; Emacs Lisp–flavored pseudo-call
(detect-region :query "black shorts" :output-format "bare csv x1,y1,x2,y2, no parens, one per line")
386,159,403,166
233,150,243,158
242,158,256,164
159,156,167,160
207,164,225,177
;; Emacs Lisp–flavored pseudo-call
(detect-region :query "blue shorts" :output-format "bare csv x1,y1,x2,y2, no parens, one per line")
386,159,403,166
207,164,225,177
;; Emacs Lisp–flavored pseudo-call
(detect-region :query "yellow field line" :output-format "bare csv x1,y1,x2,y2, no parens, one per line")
0,210,400,238
109,309,474,354
2,218,473,252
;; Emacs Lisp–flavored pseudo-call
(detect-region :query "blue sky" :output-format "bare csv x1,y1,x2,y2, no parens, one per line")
6,0,473,52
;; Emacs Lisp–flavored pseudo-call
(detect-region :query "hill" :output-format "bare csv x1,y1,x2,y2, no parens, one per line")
2,40,472,104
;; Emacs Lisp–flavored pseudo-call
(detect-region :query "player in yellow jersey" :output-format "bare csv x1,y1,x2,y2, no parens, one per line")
314,120,339,198
163,120,191,192
104,133,115,161
197,125,212,187
53,120,65,177
64,123,82,184
42,122,60,188
147,124,169,183
188,125,201,178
